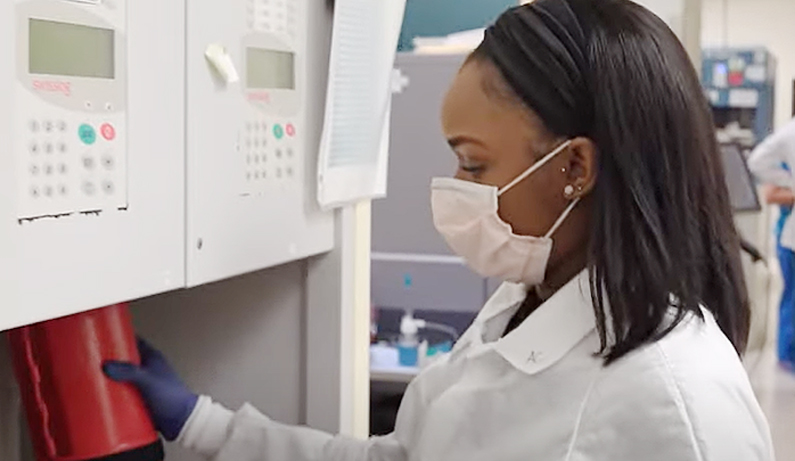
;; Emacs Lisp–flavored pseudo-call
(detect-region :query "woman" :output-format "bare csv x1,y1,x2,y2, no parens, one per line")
767,183,795,367
104,1,774,459
749,119,795,367
770,184,795,367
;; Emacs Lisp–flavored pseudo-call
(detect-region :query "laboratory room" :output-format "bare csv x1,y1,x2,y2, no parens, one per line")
0,0,792,460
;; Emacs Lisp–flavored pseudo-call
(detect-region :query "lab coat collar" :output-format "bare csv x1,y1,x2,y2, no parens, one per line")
478,282,529,323
492,271,597,375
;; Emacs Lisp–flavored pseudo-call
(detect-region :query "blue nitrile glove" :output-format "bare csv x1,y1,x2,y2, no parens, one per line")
103,338,199,441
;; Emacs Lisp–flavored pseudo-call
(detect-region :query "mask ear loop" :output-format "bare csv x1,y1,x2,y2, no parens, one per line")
498,140,573,196
544,197,581,239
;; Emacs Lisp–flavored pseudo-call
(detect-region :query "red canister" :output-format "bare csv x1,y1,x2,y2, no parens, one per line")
7,304,162,461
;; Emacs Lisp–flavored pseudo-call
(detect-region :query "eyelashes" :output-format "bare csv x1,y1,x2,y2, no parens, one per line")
454,151,485,176
460,165,484,174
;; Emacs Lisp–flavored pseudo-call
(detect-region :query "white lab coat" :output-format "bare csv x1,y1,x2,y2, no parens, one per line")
748,118,795,250
177,272,774,461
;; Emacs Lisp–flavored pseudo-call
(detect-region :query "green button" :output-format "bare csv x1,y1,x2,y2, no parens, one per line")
78,124,96,145
273,124,284,140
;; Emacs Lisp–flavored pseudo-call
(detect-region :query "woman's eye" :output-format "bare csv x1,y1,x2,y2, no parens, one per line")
460,165,484,174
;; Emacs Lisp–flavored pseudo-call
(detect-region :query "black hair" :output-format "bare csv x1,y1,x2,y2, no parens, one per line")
472,0,750,362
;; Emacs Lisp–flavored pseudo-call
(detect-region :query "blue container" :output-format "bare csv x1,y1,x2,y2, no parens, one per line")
397,343,419,367
428,341,453,357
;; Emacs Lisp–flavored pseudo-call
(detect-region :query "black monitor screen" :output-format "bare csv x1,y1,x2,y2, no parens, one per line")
720,143,761,212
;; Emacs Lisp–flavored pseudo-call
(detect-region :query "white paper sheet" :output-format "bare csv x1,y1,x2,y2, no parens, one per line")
316,0,407,209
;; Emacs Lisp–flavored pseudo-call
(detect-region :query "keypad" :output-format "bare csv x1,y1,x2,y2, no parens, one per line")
241,118,298,192
25,118,120,205
248,0,298,37
26,120,69,200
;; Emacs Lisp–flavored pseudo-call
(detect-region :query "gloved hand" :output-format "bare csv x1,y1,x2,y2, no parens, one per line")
103,338,199,441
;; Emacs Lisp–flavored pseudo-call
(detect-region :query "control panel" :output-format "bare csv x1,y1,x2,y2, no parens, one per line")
15,0,128,219
186,0,333,286
240,1,302,196
240,119,299,194
1,0,185,331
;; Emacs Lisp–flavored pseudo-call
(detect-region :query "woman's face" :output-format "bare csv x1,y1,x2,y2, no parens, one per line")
440,59,596,280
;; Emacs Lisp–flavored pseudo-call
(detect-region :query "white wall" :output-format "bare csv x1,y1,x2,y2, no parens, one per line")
633,0,703,66
702,0,795,129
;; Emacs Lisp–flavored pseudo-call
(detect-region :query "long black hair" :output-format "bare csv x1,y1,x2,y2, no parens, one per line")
472,0,750,362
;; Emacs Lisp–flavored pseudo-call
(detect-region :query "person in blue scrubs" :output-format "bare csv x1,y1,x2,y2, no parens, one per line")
765,182,795,365
749,118,795,367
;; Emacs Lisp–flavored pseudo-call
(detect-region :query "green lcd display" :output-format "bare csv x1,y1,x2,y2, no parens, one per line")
246,48,295,90
29,18,115,79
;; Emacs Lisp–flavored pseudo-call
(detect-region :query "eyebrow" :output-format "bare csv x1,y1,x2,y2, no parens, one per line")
446,135,487,149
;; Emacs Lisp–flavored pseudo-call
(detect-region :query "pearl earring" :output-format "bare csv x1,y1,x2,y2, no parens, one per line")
564,185,575,198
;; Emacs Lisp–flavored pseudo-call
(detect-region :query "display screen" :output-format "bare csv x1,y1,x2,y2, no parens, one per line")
29,19,115,79
246,48,295,90
720,144,760,212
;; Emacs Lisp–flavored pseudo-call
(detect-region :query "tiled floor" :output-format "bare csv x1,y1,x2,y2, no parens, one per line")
748,349,795,460
744,252,795,460
747,257,795,461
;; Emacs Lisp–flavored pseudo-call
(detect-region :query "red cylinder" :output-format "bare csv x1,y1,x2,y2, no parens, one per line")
7,304,162,461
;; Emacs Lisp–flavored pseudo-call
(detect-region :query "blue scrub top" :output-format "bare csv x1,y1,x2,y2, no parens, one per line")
778,206,792,239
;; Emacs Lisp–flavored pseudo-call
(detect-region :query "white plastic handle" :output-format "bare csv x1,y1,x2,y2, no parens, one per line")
205,44,240,84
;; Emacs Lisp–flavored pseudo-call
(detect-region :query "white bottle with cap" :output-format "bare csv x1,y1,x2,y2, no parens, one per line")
397,311,422,367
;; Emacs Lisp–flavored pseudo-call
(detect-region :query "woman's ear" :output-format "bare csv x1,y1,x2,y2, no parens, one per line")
563,137,598,197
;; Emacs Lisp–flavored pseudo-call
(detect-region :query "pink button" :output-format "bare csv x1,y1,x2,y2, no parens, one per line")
100,123,116,141
286,123,296,137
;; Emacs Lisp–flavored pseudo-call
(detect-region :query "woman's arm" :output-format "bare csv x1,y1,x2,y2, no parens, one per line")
179,396,406,461
762,184,795,206
104,340,407,461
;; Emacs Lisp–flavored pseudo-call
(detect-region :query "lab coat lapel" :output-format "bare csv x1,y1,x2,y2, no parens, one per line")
449,282,527,360
494,271,597,375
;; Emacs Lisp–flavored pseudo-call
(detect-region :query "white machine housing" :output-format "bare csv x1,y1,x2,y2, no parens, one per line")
15,0,128,219
0,1,370,454
0,0,186,330
186,0,333,286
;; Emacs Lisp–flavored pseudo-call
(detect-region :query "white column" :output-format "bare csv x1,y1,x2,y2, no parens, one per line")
305,201,371,438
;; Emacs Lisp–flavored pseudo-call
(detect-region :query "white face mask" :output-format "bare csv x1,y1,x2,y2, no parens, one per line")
431,140,579,286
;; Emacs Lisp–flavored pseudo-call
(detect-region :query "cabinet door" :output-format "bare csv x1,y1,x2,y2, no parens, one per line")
185,0,333,287
0,0,186,330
